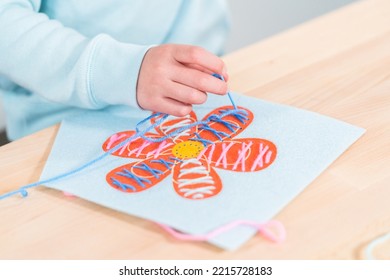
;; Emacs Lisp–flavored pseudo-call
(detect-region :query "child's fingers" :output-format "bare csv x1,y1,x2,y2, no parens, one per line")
173,46,228,80
159,97,193,117
183,63,230,82
166,81,208,105
172,66,227,95
182,63,213,75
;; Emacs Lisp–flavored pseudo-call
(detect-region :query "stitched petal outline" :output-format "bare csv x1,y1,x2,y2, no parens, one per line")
102,131,173,159
172,158,222,200
150,111,198,142
106,155,175,193
196,106,253,143
198,138,277,172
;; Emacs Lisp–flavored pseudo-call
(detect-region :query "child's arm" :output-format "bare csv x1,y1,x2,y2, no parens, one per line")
0,0,146,110
0,1,228,116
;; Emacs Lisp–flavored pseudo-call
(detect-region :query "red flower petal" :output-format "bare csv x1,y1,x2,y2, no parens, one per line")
102,131,173,159
172,158,223,200
198,138,277,172
195,106,253,143
106,156,175,193
150,111,198,141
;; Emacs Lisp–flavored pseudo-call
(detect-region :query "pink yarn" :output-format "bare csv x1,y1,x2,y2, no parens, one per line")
63,191,75,197
157,220,286,243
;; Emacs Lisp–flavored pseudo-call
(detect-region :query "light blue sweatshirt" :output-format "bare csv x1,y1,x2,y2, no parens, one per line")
0,0,229,140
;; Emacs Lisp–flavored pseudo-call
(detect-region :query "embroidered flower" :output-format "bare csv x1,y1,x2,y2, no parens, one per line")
102,106,277,200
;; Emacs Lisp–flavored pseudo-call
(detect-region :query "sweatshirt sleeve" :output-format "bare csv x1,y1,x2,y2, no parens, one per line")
0,0,151,109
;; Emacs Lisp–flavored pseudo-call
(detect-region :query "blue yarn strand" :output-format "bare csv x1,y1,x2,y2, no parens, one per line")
0,73,239,200
212,73,237,110
0,112,169,200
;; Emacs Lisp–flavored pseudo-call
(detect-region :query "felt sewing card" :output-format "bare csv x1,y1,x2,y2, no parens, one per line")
40,93,365,250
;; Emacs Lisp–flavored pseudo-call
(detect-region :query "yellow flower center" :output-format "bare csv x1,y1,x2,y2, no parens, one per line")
172,140,204,159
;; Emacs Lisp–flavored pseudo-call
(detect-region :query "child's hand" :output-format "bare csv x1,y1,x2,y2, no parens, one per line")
136,44,228,116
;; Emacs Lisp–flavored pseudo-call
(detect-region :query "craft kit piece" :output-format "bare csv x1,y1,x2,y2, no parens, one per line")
39,93,365,250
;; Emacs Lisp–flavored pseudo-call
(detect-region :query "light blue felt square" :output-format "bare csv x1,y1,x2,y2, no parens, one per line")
40,93,365,250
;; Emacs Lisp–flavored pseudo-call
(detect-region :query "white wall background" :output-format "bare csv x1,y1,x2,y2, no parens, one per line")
225,0,356,52
0,0,357,132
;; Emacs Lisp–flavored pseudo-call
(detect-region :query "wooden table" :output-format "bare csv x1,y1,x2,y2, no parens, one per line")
1,0,389,259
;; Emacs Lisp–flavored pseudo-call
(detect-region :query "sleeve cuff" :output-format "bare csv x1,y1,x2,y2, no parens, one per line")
88,34,152,109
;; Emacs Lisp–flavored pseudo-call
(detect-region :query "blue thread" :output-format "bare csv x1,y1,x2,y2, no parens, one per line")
189,132,214,147
136,113,168,134
139,120,206,143
151,159,175,170
169,157,183,163
0,77,242,200
133,163,163,179
219,109,249,124
0,112,168,200
20,189,28,197
111,178,137,192
116,169,151,188
212,73,237,110
139,109,247,143
208,115,239,132
198,124,230,141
